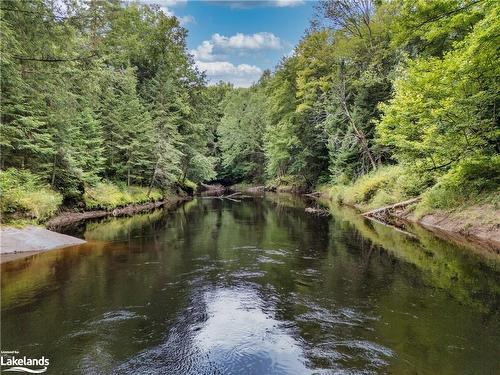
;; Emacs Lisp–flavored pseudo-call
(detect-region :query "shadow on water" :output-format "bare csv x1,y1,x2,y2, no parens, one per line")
1,194,499,374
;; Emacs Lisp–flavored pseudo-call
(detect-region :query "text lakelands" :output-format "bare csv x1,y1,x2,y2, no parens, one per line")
1,356,50,366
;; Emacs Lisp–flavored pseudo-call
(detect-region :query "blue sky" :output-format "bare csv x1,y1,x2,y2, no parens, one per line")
134,1,315,87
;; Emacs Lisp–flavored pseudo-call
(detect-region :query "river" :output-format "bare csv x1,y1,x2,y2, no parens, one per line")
1,194,499,374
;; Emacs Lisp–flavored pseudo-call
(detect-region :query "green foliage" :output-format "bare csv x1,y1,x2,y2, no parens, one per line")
83,183,162,210
1,0,497,219
418,156,500,214
218,86,267,183
1,0,217,211
267,175,308,193
377,0,499,172
0,169,62,222
332,165,431,211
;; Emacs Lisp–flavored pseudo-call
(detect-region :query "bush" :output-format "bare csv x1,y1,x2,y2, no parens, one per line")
83,182,163,210
417,156,500,215
332,165,431,211
0,168,63,222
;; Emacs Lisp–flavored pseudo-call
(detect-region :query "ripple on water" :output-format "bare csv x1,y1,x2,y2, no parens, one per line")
230,270,267,279
113,287,313,375
93,310,147,325
256,255,285,265
263,249,289,257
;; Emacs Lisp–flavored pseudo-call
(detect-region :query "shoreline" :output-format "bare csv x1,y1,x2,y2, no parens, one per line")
313,190,500,253
46,195,190,230
364,204,499,253
1,190,497,264
0,196,191,263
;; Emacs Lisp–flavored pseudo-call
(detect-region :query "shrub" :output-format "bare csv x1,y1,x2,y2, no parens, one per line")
333,165,431,211
0,168,63,222
417,156,500,214
339,166,402,208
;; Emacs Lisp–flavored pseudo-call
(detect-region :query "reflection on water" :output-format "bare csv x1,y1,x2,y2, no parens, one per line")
1,195,499,374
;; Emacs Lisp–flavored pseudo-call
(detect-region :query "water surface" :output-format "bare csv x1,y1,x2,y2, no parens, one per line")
1,195,499,374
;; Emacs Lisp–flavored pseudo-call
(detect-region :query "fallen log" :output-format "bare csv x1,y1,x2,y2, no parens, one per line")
224,192,242,198
362,197,421,218
201,191,243,200
365,216,418,239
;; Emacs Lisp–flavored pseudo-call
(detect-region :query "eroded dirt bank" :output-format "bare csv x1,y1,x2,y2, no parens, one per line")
46,196,190,230
314,191,500,253
416,210,500,252
376,203,499,252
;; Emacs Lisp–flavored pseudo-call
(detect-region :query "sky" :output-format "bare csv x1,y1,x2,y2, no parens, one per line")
133,0,316,87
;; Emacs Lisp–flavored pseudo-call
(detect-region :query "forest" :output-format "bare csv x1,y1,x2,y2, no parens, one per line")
0,0,498,224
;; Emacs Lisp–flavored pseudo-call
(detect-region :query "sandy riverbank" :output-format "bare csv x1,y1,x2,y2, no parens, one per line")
0,226,86,262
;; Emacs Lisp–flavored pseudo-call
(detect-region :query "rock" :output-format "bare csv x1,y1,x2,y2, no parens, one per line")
0,225,86,254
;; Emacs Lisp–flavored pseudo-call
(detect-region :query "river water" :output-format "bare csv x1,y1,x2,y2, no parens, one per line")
1,194,499,374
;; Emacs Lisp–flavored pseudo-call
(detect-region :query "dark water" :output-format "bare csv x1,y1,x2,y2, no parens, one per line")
1,195,499,374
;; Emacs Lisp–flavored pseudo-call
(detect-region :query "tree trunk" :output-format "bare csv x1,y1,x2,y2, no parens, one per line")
51,153,57,187
338,61,377,171
147,159,159,197
342,102,377,170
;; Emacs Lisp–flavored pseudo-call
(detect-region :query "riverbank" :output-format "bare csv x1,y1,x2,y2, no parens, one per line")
0,195,190,262
46,195,189,230
404,206,499,251
318,186,499,252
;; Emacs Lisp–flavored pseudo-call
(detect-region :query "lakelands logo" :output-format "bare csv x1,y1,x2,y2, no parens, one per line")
1,351,49,373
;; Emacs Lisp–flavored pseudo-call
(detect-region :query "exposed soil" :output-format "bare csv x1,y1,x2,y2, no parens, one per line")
416,210,500,252
0,196,191,263
390,205,500,253
317,190,500,253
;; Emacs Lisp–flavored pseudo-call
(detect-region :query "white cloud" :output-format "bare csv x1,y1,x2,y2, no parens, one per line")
123,0,194,25
272,0,304,7
207,0,304,8
191,32,282,61
212,32,281,50
129,0,187,6
191,32,280,86
126,0,304,8
192,41,215,61
195,61,262,87
178,14,195,25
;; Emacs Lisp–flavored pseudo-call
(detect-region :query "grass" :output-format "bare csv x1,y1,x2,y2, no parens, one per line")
1,170,171,224
83,182,163,210
0,168,63,223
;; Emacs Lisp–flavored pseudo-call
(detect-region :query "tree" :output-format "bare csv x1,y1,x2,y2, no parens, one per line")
377,0,499,172
218,86,267,182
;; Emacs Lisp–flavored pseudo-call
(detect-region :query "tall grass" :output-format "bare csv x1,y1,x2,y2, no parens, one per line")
328,165,430,211
0,168,63,223
325,156,499,218
83,182,163,210
416,156,500,217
